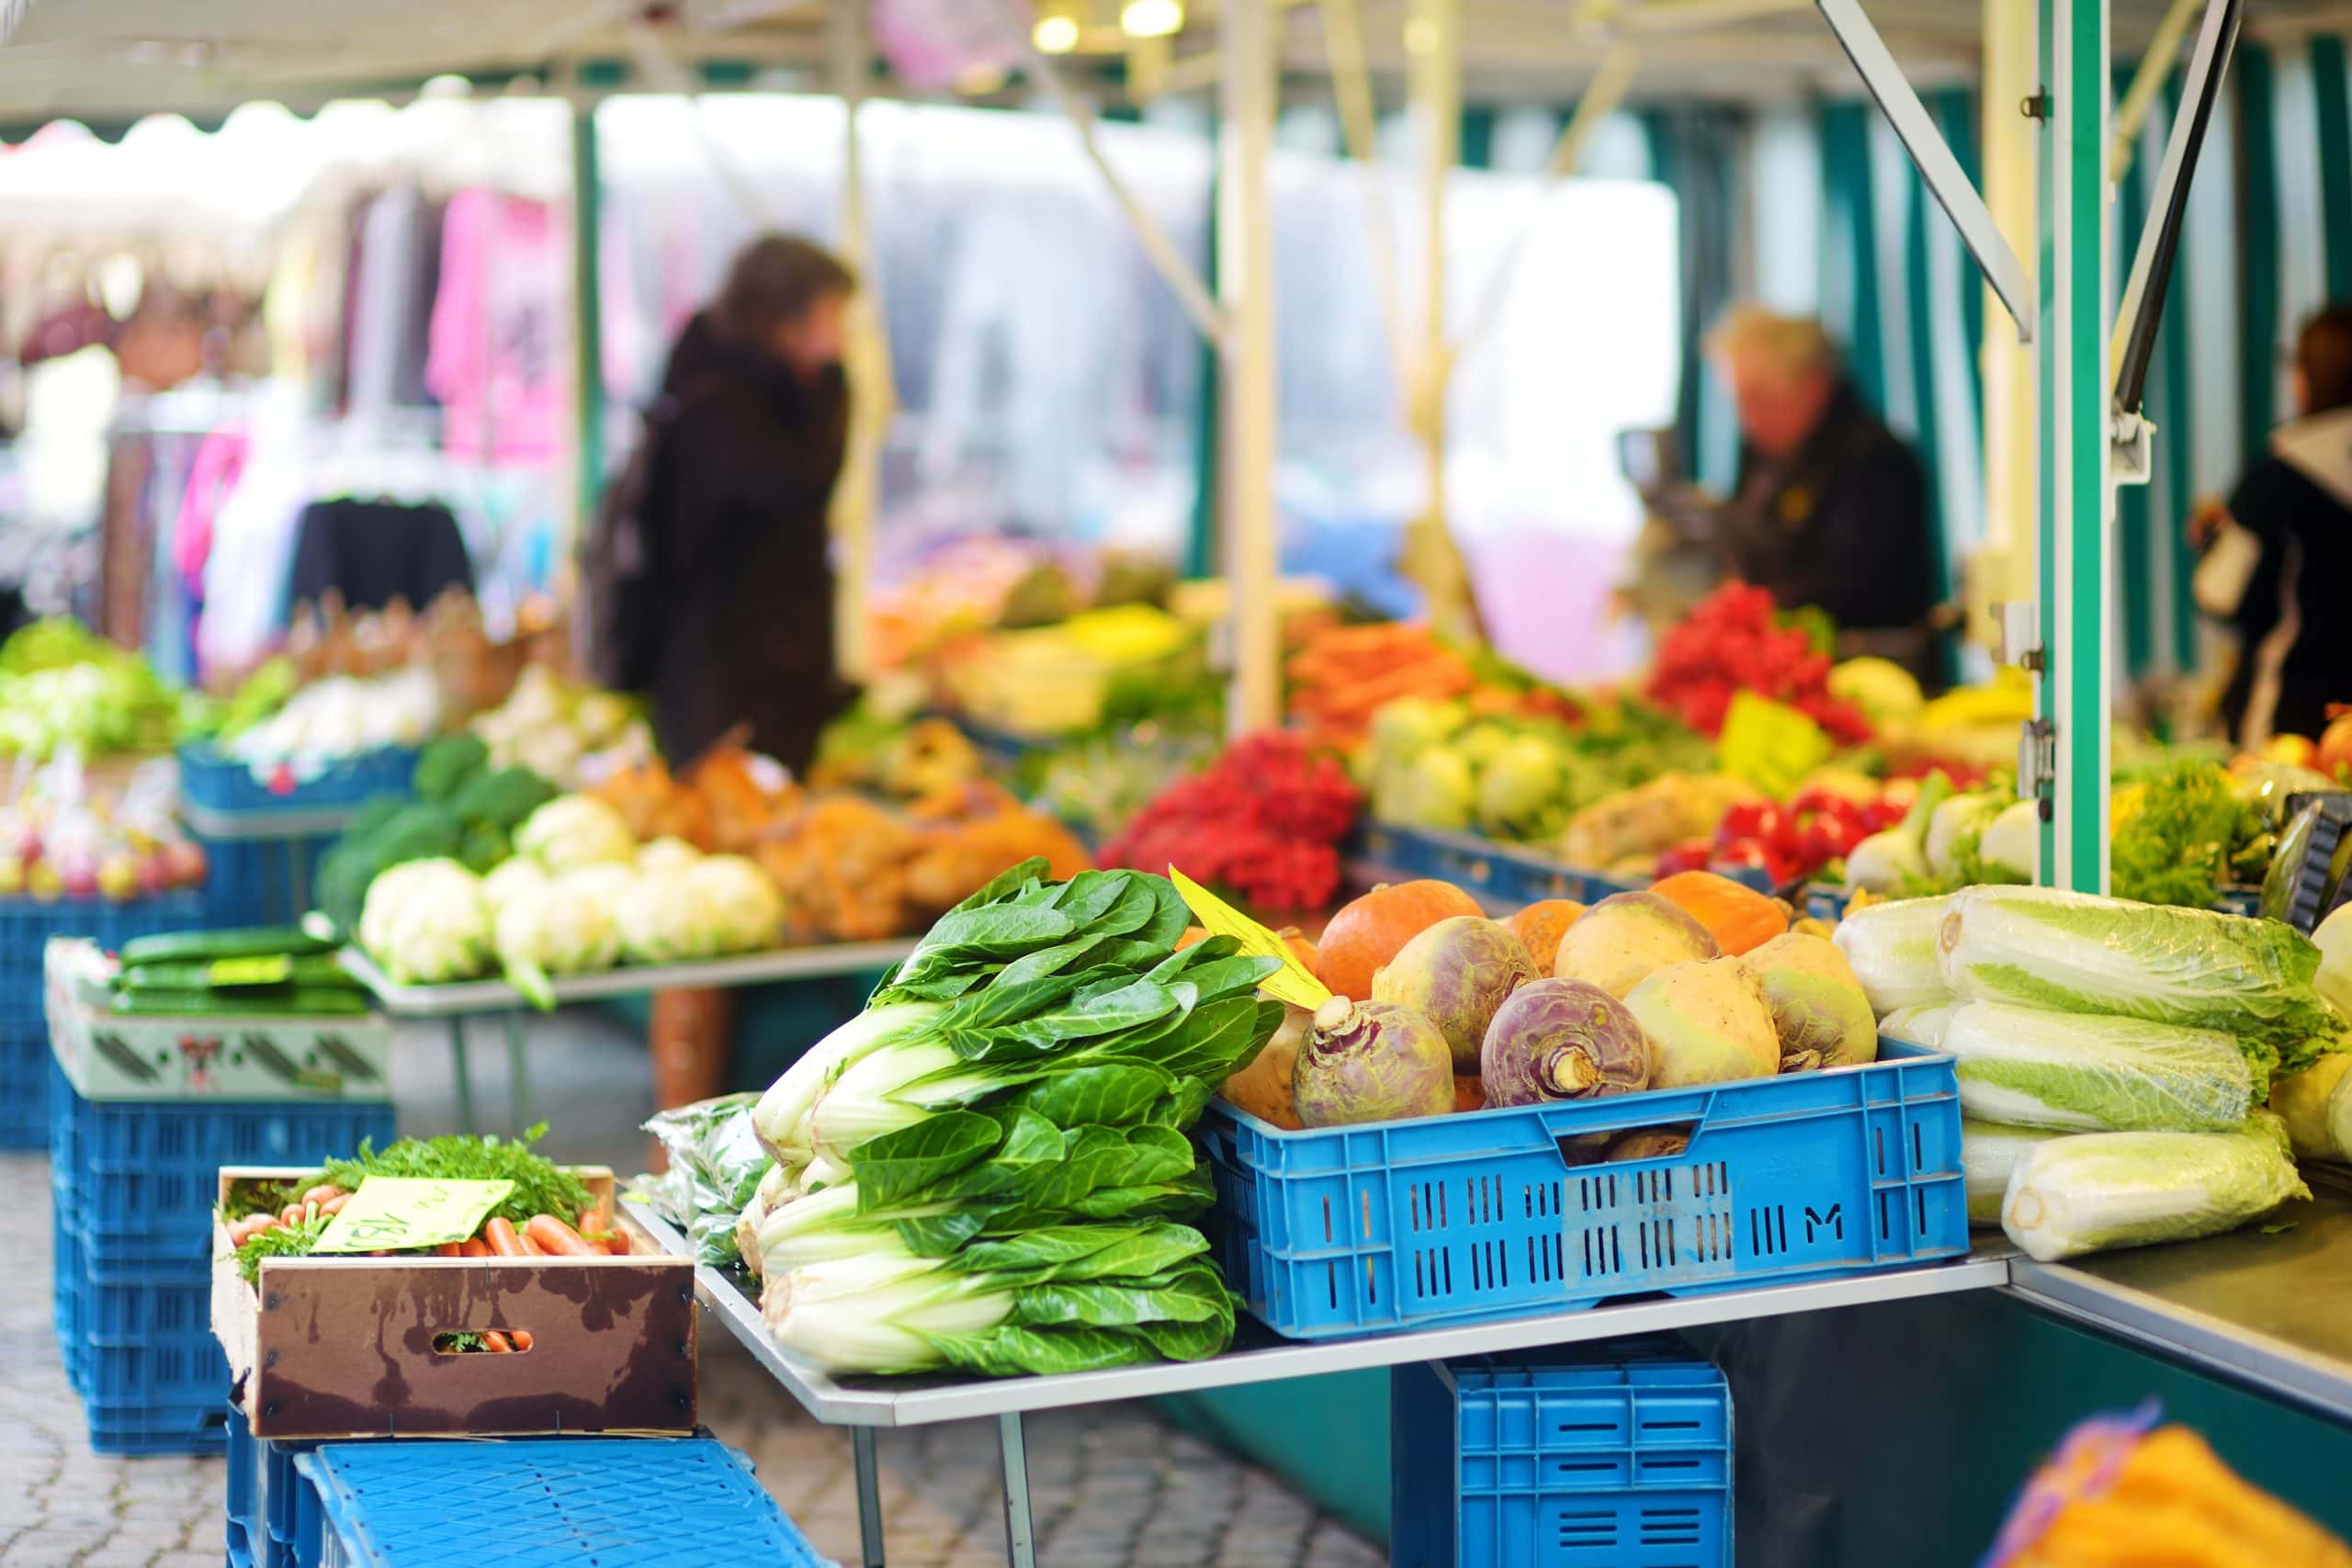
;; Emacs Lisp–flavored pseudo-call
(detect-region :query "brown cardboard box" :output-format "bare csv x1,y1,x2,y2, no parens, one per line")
211,1167,695,1440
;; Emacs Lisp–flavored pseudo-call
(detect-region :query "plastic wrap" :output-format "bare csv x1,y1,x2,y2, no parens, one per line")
639,1092,775,1269
1830,896,1952,1014
1877,1001,1957,1049
1939,884,2345,1071
1941,1002,2260,1133
1961,1119,2068,1225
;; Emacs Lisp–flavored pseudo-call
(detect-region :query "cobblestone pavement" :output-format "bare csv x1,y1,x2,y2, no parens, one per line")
0,1150,1382,1568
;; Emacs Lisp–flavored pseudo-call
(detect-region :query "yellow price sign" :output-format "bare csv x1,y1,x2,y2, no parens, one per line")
312,1177,515,1255
1167,867,1332,1012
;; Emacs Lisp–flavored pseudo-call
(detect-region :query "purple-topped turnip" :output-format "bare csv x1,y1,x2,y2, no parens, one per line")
1481,978,1650,1108
1371,916,1539,1070
1295,998,1455,1128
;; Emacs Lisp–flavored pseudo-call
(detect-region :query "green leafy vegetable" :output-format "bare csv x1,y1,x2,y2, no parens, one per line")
2111,761,2267,908
2000,1114,2309,1262
1941,885,2347,1074
1941,1002,2264,1133
322,1122,591,1230
225,1211,333,1284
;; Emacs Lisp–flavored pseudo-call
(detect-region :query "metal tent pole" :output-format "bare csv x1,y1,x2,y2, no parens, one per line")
2037,0,2113,893
830,0,891,685
1979,0,2039,710
1220,0,1281,735
571,104,606,560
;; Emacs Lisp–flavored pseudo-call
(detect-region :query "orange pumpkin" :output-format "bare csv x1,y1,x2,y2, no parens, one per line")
1315,880,1484,999
1504,899,1585,974
1649,871,1789,956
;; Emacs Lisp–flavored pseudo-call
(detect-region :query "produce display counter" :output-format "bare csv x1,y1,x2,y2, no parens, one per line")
2004,1167,2352,1427
339,942,916,1132
623,1201,2007,1568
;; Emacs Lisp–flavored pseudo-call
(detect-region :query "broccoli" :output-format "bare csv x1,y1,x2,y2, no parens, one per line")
343,794,410,843
451,766,558,833
313,843,379,935
372,803,466,868
459,824,511,875
413,735,491,803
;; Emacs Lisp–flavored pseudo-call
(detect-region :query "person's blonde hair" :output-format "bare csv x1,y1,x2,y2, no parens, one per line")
1707,308,1840,386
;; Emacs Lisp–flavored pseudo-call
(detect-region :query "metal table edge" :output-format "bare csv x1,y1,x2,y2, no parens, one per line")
338,940,917,1016
629,1196,2007,1430
2001,1257,2352,1427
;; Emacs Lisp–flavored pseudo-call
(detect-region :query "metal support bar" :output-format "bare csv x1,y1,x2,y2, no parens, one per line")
447,1017,477,1134
1220,0,1282,734
852,1427,887,1568
1816,0,2037,343
830,0,890,683
998,1413,1037,1568
570,105,605,568
2110,0,2202,179
502,1009,532,1134
989,0,1226,344
626,20,781,226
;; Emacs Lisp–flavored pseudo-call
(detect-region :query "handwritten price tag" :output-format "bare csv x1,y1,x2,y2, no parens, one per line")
1167,867,1332,1012
312,1177,514,1255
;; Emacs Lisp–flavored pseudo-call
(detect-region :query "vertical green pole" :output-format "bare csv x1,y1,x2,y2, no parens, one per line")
1185,130,1221,582
572,102,607,546
2036,0,2110,893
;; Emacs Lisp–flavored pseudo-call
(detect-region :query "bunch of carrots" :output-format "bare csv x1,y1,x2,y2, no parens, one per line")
1284,622,1476,748
220,1191,634,1258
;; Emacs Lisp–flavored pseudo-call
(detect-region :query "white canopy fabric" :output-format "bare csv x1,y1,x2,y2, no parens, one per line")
3,0,2319,124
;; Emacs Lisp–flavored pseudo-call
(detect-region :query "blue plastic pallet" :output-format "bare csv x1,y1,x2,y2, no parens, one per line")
227,1405,311,1568
84,1397,229,1457
291,1438,827,1568
177,741,418,816
1,1021,47,1148
1392,1343,1732,1568
1203,1040,1967,1339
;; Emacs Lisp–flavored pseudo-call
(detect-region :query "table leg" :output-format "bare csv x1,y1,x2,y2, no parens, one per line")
503,1009,532,1132
998,1413,1036,1568
853,1427,887,1568
447,1017,477,1134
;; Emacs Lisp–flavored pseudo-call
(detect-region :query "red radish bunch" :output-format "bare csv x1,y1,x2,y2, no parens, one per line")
1102,732,1360,913
1645,582,1872,744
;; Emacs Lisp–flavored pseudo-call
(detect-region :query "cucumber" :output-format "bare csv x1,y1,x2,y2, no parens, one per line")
119,926,334,968
109,984,370,1019
123,954,362,991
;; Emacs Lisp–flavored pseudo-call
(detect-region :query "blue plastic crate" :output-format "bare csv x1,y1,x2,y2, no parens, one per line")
0,1021,44,1148
177,741,419,816
227,1404,313,1568
292,1438,827,1568
52,1074,392,1269
84,1396,229,1457
1352,822,1643,909
1202,1040,1967,1339
0,892,210,1027
1392,1344,1733,1568
200,830,338,929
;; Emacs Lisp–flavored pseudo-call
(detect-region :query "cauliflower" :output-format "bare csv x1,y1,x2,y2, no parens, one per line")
684,855,786,956
359,859,492,986
514,795,636,873
481,857,550,920
618,872,705,966
636,836,705,878
494,867,625,980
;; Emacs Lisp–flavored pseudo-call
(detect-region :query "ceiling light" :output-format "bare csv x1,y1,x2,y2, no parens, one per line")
1033,14,1080,52
1119,0,1183,39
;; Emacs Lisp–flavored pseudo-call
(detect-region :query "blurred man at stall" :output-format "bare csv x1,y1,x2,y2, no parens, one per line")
1707,309,1942,684
626,234,855,1133
635,233,855,773
2192,303,2352,747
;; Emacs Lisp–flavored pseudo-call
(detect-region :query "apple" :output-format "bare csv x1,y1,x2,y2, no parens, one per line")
26,860,62,902
96,853,139,903
163,840,207,888
2264,733,2318,769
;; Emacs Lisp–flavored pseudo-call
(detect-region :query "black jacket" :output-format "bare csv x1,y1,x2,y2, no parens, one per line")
1720,383,1937,638
639,313,848,773
2216,410,2352,742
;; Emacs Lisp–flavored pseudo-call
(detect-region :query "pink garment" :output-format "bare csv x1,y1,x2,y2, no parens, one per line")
426,188,564,460
175,429,248,586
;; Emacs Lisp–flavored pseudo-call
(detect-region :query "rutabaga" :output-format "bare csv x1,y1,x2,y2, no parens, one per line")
1940,1002,2262,1133
2001,1115,2309,1262
1832,897,1953,1014
1938,885,2347,1073
1961,1119,2068,1226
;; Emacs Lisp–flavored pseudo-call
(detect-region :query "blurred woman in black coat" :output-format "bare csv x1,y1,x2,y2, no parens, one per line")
640,235,855,773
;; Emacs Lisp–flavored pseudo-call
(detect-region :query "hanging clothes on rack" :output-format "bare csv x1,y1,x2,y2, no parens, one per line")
345,182,446,417
426,188,562,462
286,495,474,615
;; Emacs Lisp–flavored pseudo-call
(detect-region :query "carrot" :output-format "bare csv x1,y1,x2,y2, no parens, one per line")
281,1203,306,1225
519,1234,545,1255
526,1215,597,1257
319,1193,352,1214
577,1206,606,1235
509,1330,534,1352
434,1242,462,1258
300,1184,343,1206
229,1215,271,1246
458,1236,491,1258
605,1234,632,1257
481,1330,512,1353
481,1217,526,1258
